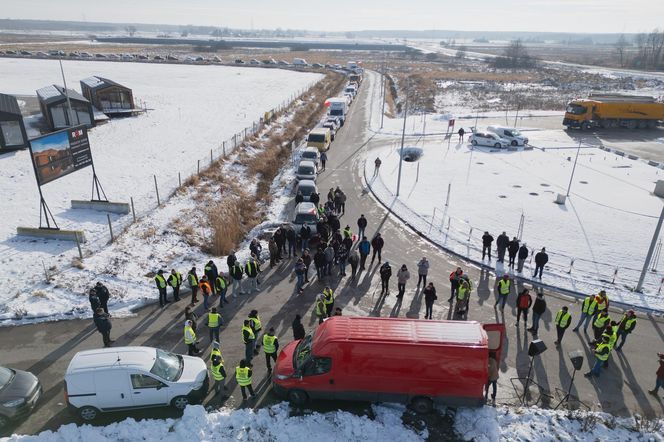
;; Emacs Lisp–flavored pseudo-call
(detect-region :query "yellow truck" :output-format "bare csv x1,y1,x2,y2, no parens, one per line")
563,94,664,130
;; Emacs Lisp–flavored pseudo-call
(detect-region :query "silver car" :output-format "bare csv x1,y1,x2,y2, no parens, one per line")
295,160,317,181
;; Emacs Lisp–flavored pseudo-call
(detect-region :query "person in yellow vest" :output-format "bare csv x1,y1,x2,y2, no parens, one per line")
616,310,637,351
573,293,598,333
167,269,182,302
211,340,222,360
494,274,511,310
155,269,168,307
322,286,335,316
248,310,262,354
187,266,199,305
554,306,572,347
455,276,472,319
207,307,222,343
584,335,611,378
242,319,255,364
210,354,227,396
592,311,610,343
263,327,280,372
183,320,200,356
235,359,255,400
199,276,212,311
315,294,327,324
215,272,228,307
593,290,609,318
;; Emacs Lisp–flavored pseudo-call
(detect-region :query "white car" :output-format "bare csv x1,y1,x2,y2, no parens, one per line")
295,160,317,181
469,132,510,148
65,347,208,421
486,125,529,146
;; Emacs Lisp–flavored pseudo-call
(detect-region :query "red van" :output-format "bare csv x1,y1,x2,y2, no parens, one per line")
272,316,505,412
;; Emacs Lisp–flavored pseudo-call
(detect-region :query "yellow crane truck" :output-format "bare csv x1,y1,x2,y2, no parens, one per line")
563,94,664,130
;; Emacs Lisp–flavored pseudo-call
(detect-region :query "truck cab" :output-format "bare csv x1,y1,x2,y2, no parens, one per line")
563,100,592,129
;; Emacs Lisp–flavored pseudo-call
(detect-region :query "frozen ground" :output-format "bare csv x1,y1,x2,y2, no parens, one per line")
0,57,321,323
3,402,661,442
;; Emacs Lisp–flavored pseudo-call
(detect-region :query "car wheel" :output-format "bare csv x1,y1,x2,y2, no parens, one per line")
79,406,99,421
171,395,190,410
511,140,518,146
288,389,309,406
411,396,433,414
471,140,477,146
494,143,501,148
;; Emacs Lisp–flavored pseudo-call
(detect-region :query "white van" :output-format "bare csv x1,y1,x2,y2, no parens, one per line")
293,58,308,66
486,125,529,146
65,347,208,421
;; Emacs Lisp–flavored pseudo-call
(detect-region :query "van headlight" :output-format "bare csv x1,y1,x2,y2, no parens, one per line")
275,374,290,380
3,398,26,408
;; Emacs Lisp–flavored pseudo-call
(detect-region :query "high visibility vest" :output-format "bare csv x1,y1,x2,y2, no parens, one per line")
581,296,597,315
323,288,334,305
184,325,196,344
211,348,222,361
216,276,226,290
205,265,213,274
595,295,608,312
235,366,251,386
607,325,618,349
168,272,182,288
595,343,611,361
315,300,326,316
593,314,610,329
210,360,225,380
249,315,262,332
555,310,571,328
622,316,637,332
208,313,221,328
263,335,277,354
498,279,510,295
242,325,255,343
458,282,471,300
155,274,166,289
188,273,198,287
343,227,352,238
245,261,256,275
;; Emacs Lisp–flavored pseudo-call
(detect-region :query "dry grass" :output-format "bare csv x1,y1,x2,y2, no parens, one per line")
71,257,85,269
140,226,157,240
32,290,48,298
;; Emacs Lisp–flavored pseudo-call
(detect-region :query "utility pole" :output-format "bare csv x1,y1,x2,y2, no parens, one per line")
636,204,664,292
566,140,582,197
396,80,410,197
380,64,386,129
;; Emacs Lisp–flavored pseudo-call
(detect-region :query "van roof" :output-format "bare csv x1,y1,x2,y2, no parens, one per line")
313,317,486,351
309,128,330,135
66,346,157,374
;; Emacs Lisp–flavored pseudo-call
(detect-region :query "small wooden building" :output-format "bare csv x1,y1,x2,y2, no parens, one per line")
0,93,29,151
36,84,95,131
80,76,134,116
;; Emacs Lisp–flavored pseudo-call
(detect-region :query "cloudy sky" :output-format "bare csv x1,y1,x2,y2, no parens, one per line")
2,0,662,33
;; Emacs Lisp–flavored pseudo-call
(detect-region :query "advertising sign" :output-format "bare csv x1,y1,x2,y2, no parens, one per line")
29,126,92,185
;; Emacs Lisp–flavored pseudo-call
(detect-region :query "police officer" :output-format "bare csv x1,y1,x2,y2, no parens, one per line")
183,320,200,356
207,307,222,343
168,269,182,302
263,327,279,372
235,359,256,400
322,286,335,317
573,293,597,333
248,310,262,353
242,320,255,364
554,306,572,347
210,354,227,396
155,269,168,307
494,274,511,310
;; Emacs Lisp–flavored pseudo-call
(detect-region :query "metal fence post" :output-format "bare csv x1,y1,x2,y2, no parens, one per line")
130,196,136,222
197,160,200,175
153,175,161,206
223,141,226,156
75,234,83,260
178,172,182,188
107,214,114,243
210,149,213,164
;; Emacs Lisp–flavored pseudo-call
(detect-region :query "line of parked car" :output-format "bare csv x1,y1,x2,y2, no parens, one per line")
468,125,529,148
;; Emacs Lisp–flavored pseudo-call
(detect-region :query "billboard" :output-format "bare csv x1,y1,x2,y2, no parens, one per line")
29,126,92,185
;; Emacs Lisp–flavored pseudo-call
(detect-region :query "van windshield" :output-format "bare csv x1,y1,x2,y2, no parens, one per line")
308,134,326,143
150,349,183,382
293,334,313,371
329,109,343,116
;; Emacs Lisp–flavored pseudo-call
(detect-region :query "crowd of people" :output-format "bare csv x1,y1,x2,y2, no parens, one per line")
481,231,549,279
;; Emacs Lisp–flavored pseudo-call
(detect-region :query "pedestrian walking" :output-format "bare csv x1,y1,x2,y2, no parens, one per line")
95,281,110,313
584,335,611,378
357,214,367,241
292,314,306,340
370,233,384,265
230,260,244,296
348,250,359,281
263,328,279,372
199,276,212,310
167,269,182,302
358,236,370,270
379,261,392,295
207,307,222,343
647,353,664,397
215,272,228,306
423,282,437,319
507,237,519,269
204,260,219,294
592,311,611,342
554,306,572,347
323,286,335,316
183,319,200,356
294,258,306,293
396,264,410,298
248,310,262,353
458,127,465,142
528,292,546,334
485,352,498,404
516,289,532,326
615,310,637,351
482,232,494,261
496,232,509,263
449,267,464,302
517,244,529,273
534,247,548,279
242,319,255,363
320,151,327,171
374,157,382,175
210,354,227,396
573,294,598,333
494,274,511,310
88,288,101,313
416,257,429,288
187,266,199,305
155,269,168,307
93,307,113,347
235,359,256,400
245,256,260,292
315,294,327,324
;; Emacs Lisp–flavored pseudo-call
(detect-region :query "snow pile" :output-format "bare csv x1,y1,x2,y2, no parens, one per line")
1,403,427,442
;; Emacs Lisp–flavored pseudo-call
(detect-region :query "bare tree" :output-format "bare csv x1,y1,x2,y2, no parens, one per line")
614,34,628,67
493,39,535,69
124,25,137,37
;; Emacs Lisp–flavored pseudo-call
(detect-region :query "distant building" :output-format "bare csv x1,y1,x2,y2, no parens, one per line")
36,84,95,131
0,93,28,151
80,76,134,116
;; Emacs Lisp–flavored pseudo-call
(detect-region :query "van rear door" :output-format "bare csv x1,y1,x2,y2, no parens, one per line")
483,323,506,363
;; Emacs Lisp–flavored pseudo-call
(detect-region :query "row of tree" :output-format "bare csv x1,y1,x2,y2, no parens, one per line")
615,29,664,70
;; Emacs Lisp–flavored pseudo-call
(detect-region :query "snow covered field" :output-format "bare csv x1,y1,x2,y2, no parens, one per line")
0,58,321,323
3,402,661,442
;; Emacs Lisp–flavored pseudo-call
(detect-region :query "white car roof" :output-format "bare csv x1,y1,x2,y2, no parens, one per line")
297,179,316,188
303,147,319,153
295,202,317,214
67,346,157,374
298,160,316,168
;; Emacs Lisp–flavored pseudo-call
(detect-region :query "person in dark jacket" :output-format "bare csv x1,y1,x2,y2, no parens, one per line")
482,232,494,261
299,224,311,252
95,282,110,313
249,239,262,261
301,249,312,283
285,225,297,258
273,228,285,259
517,244,529,273
93,308,113,347
348,250,360,281
357,214,368,241
204,260,219,294
534,247,549,279
337,243,349,276
89,288,101,313
449,267,463,302
516,289,533,326
370,233,384,265
507,237,519,269
227,253,237,272
528,292,546,334
379,262,392,295
295,191,304,205
314,248,326,280
310,192,320,206
423,283,437,320
358,236,371,270
268,239,279,268
292,314,306,340
496,232,509,263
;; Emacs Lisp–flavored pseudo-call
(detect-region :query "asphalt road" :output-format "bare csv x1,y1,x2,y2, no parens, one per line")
2,69,664,438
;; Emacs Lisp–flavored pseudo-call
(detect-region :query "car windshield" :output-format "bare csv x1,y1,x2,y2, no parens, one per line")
293,335,313,371
150,349,183,382
0,367,14,389
508,129,522,137
566,104,586,115
302,151,317,160
295,213,317,224
299,186,314,196
298,165,314,174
